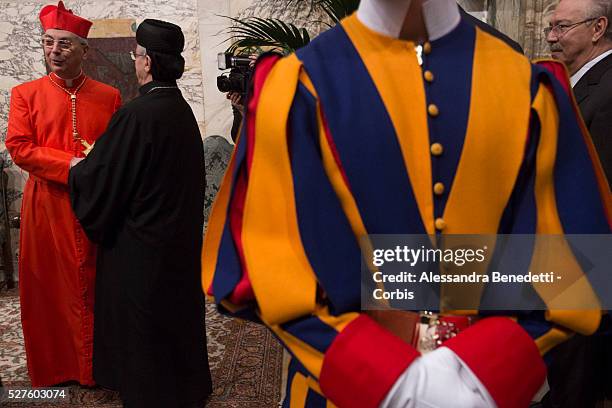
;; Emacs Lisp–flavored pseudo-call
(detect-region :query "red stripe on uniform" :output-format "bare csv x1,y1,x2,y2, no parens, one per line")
228,54,281,304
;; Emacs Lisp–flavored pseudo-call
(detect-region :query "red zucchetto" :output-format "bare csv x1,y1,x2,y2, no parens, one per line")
39,1,93,39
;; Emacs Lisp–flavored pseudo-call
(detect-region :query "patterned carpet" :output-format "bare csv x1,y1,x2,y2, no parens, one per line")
0,288,284,407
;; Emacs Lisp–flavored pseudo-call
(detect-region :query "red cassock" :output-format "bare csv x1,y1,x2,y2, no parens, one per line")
6,73,121,386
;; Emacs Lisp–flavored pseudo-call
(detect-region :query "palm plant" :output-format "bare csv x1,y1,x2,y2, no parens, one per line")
224,16,311,54
315,0,360,24
223,0,360,54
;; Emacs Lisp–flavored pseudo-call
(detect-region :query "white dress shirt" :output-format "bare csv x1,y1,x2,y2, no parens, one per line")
570,49,612,88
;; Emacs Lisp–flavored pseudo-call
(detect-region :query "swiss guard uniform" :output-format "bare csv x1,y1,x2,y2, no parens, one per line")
6,1,121,386
203,2,612,407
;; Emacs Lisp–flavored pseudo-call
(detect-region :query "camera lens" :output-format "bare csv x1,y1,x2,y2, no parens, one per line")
217,75,232,92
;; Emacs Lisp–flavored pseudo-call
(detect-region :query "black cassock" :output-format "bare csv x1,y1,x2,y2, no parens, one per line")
69,81,212,408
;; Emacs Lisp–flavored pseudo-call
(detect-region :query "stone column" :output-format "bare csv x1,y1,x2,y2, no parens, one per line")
490,0,559,59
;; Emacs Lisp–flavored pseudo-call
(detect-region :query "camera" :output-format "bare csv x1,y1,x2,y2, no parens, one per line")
216,53,253,95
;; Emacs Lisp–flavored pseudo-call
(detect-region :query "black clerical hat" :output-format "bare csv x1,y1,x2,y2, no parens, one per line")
136,19,184,55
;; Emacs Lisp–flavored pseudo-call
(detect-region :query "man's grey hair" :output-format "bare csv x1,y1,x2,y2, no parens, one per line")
588,0,612,41
75,35,88,47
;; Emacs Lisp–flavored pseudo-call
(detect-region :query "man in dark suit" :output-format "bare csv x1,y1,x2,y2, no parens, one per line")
544,2,611,407
547,0,611,189
573,53,612,188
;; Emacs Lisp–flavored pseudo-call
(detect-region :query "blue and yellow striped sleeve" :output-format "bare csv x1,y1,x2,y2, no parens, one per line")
503,61,612,355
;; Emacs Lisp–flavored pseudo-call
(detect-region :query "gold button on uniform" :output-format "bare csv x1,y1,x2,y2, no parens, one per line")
423,42,432,55
424,70,434,82
435,218,447,231
430,143,444,156
428,104,439,117
433,182,445,195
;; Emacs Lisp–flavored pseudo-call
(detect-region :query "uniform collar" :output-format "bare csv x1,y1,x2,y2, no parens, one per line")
139,80,179,96
356,0,460,41
49,71,86,89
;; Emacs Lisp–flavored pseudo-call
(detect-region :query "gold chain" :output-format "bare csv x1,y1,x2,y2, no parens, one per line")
47,73,92,154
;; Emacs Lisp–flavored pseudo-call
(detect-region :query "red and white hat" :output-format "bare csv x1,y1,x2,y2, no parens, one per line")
39,1,93,39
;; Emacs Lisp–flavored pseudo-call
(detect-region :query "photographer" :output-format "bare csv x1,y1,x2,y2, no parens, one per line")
227,90,244,142
217,53,256,142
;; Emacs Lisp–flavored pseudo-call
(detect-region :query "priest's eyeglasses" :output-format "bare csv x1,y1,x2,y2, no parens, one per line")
130,51,147,61
41,36,73,50
544,18,597,37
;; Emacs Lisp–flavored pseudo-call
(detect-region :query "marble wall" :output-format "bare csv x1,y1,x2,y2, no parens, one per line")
197,0,331,139
0,0,204,279
0,0,203,205
491,0,558,59
456,0,559,59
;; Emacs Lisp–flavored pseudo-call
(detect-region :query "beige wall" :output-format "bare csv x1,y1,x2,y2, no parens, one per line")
197,0,260,139
491,0,558,59
457,0,558,59
197,0,330,139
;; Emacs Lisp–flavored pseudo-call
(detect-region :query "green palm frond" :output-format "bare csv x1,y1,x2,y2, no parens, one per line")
314,0,360,23
223,16,311,54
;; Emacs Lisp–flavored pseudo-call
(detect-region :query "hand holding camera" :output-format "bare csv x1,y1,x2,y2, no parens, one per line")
216,53,256,98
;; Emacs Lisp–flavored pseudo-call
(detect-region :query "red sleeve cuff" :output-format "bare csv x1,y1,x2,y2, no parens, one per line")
319,314,419,408
443,317,546,408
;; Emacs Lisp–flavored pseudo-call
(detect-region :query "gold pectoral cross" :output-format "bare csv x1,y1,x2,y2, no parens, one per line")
81,139,94,156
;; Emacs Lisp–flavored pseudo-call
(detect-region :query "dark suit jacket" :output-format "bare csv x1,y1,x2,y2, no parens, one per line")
574,52,612,189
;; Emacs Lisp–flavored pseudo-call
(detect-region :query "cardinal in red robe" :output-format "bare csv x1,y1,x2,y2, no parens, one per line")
6,1,121,386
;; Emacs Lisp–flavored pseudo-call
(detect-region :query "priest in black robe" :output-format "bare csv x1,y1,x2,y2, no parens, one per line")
68,19,212,408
